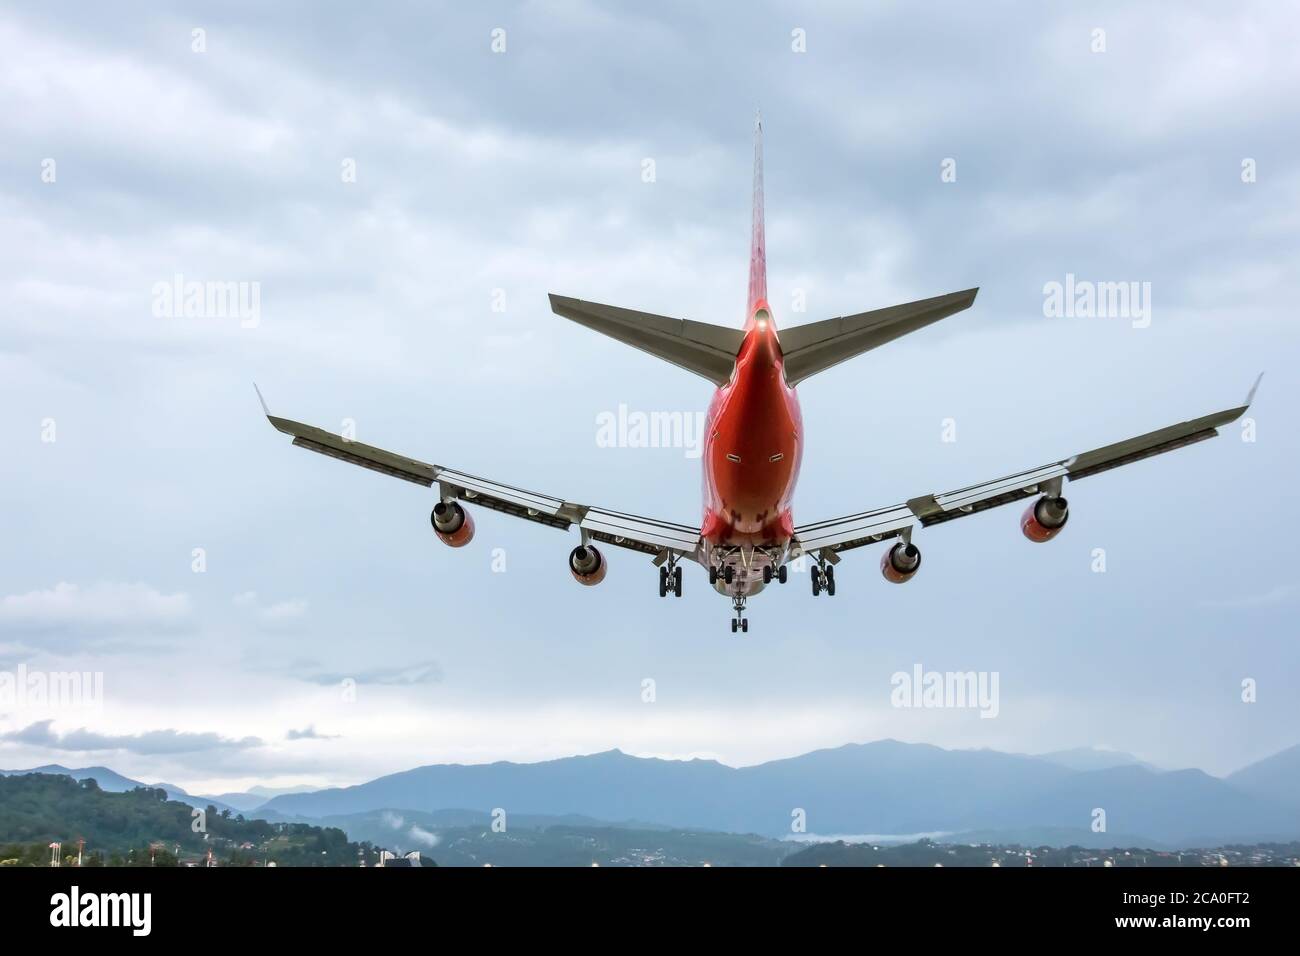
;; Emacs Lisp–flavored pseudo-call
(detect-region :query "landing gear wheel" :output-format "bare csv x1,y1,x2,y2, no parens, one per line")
812,573,821,596
709,566,718,585
825,565,836,597
763,565,772,584
778,565,788,584
730,594,748,633
658,566,668,597
724,566,735,585
673,566,683,597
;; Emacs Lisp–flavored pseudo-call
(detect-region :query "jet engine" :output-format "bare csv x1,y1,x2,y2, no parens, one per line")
430,501,475,547
1020,495,1069,543
569,544,607,585
880,541,922,584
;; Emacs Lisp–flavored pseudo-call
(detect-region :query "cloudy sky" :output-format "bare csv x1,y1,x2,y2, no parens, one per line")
1,1,1296,794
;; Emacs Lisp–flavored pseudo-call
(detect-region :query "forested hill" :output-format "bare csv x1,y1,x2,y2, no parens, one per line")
0,772,370,866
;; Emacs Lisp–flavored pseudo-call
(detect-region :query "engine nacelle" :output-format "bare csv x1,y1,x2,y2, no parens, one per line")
568,545,607,586
430,501,475,547
881,542,922,584
1021,495,1069,543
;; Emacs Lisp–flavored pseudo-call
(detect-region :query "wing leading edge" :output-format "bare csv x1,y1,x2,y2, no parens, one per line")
548,294,745,386
778,288,979,387
793,377,1261,557
255,387,702,560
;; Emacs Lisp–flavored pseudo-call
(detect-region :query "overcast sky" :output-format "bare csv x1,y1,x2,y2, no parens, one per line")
1,1,1297,794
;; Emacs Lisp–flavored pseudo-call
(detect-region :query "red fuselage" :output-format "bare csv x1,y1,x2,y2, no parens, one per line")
699,115,803,596
700,301,803,551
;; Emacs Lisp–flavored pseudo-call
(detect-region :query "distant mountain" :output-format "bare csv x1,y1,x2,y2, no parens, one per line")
1036,747,1156,773
260,740,1300,847
964,764,1297,846
201,784,322,813
264,748,742,829
292,807,673,851
203,792,270,812
1227,744,1300,809
15,741,1298,850
782,839,1300,867
250,784,320,798
0,773,363,866
944,826,1170,850
0,764,240,816
1,763,144,792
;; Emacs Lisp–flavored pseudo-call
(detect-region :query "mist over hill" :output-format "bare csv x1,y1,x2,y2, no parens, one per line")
11,741,1296,850
252,740,1300,848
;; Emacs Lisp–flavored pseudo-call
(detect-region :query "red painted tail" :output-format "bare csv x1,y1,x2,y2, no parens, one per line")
746,113,767,322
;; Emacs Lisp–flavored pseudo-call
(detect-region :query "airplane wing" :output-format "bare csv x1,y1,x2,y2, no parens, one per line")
778,288,979,387
254,387,702,562
792,377,1261,557
549,294,745,386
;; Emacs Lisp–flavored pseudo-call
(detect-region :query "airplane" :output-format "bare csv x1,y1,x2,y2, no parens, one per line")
257,117,1260,633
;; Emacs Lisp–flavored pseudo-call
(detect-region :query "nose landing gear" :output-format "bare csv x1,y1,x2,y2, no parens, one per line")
730,595,749,633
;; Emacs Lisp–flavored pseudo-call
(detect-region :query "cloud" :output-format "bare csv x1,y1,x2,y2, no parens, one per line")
407,824,439,848
300,661,443,687
0,583,191,633
0,1,1296,789
233,591,308,624
286,725,339,741
1,719,262,755
1199,585,1297,610
375,810,437,849
0,641,36,669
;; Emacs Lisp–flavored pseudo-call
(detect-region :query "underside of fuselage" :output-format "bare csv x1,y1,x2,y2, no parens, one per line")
700,304,803,598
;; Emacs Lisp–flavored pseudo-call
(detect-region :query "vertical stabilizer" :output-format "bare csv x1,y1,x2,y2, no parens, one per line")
747,112,767,319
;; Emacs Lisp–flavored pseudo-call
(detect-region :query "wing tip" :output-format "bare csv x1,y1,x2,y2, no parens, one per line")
253,382,271,417
548,292,579,314
1245,371,1264,407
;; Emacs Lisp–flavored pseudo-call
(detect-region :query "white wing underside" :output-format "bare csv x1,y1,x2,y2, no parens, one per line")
255,388,701,562
792,378,1260,557
258,375,1258,570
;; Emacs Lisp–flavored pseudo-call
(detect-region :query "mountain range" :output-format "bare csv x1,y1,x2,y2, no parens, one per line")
256,740,1300,848
6,740,1298,849
0,764,243,816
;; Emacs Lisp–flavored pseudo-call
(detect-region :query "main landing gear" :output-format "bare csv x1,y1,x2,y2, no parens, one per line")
710,548,788,588
811,556,836,597
658,554,683,597
730,595,748,633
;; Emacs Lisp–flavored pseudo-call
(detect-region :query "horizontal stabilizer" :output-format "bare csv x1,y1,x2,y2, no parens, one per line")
779,288,979,386
549,294,745,386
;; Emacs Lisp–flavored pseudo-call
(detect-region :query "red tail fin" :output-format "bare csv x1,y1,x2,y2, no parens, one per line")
746,112,767,320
